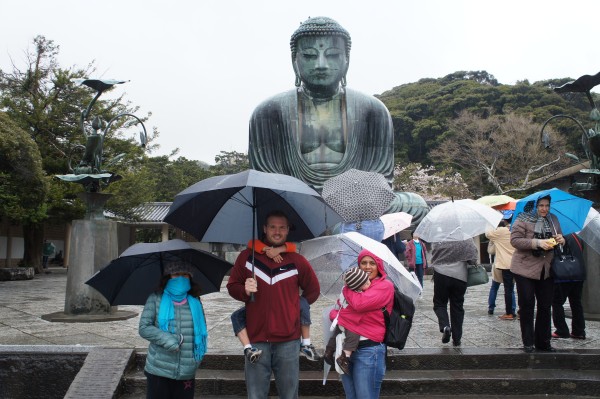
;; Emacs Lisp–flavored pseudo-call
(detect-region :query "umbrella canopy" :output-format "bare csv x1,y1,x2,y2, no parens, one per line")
322,169,395,223
512,188,593,236
164,170,343,244
380,212,413,239
85,239,232,305
476,194,515,208
415,199,503,242
579,208,600,254
299,232,422,302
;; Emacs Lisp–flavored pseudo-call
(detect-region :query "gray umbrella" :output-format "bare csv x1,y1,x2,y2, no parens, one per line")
322,169,395,223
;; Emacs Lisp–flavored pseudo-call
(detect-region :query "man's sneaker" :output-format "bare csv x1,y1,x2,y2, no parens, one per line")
300,344,321,361
487,308,494,315
244,347,262,364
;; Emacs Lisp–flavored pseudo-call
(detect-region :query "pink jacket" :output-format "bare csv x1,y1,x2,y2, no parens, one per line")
330,249,394,343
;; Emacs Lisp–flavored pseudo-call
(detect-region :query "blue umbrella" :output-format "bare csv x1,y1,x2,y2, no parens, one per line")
512,188,593,235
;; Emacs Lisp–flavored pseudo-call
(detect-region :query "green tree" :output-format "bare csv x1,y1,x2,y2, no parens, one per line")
0,113,48,271
210,151,249,175
0,35,154,266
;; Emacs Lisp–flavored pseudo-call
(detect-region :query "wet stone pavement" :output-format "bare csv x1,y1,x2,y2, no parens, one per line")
0,266,598,353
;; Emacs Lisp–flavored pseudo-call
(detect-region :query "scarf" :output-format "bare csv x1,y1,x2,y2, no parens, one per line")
158,276,208,362
516,202,553,238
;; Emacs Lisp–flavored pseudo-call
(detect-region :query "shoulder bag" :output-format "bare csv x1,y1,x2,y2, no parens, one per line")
551,234,585,281
467,264,489,287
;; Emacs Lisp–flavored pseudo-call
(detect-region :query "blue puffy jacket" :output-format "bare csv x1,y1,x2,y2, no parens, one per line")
139,293,202,380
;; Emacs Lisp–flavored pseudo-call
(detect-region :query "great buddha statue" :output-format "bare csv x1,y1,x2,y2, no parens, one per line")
248,16,394,191
248,16,429,224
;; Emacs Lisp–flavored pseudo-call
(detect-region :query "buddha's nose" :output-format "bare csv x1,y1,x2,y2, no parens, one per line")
316,53,328,68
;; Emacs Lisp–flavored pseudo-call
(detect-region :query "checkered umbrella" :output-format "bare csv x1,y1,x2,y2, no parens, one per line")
322,169,395,223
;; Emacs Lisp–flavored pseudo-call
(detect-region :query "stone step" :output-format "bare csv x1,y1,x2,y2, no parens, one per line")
120,367,600,397
132,348,600,371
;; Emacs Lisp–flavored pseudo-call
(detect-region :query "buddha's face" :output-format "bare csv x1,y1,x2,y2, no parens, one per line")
294,36,348,94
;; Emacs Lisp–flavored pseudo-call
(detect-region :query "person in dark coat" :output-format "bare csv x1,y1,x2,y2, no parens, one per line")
552,233,587,340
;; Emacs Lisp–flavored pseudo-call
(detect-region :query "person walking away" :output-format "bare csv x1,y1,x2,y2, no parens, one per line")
226,210,320,399
138,261,207,399
431,239,478,347
405,232,427,287
329,249,394,399
510,195,565,353
486,217,517,319
552,233,586,340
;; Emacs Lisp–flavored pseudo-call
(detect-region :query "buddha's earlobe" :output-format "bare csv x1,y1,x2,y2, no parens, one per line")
341,76,347,88
295,74,301,87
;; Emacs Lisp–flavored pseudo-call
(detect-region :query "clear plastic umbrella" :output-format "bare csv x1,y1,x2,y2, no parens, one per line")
299,232,422,302
415,199,503,242
579,207,600,254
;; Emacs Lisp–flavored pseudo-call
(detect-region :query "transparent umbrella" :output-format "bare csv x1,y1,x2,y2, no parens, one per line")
299,232,422,302
415,199,503,242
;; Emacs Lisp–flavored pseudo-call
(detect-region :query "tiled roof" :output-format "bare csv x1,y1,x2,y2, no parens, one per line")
129,202,172,223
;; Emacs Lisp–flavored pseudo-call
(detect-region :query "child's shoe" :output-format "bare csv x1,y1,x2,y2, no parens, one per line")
244,347,262,364
336,352,350,375
300,343,321,361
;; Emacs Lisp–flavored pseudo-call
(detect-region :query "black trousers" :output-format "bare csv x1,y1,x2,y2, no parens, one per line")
145,371,195,399
501,269,516,316
514,272,554,349
552,281,585,337
433,272,467,343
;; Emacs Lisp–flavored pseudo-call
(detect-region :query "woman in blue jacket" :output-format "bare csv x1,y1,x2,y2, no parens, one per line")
139,261,208,398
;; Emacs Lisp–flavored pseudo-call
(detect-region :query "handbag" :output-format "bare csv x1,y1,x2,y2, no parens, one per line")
551,235,585,281
467,264,489,287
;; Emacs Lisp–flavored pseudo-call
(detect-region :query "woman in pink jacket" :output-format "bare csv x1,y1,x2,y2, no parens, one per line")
329,249,394,399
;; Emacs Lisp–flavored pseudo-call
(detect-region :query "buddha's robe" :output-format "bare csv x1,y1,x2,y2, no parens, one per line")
249,87,394,191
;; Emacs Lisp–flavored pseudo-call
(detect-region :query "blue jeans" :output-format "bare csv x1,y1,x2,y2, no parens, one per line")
245,340,299,399
341,343,386,399
414,263,424,287
231,296,311,335
488,276,517,315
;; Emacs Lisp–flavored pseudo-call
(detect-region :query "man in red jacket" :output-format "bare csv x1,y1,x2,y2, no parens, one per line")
227,210,320,399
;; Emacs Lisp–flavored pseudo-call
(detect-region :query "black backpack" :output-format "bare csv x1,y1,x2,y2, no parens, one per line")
382,283,415,350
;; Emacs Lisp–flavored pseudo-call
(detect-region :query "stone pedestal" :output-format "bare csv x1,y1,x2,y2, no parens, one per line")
64,219,119,315
582,246,600,321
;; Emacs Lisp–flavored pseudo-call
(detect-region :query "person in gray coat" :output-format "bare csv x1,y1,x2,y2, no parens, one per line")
431,239,479,347
139,261,208,398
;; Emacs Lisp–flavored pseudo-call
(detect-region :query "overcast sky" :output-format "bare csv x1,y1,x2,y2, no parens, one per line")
1,0,598,164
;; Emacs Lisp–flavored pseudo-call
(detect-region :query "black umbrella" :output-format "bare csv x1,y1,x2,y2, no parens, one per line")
163,170,342,301
85,239,232,305
164,169,342,245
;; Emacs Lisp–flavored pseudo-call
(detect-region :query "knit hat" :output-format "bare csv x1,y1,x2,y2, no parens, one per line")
344,267,370,291
163,261,194,277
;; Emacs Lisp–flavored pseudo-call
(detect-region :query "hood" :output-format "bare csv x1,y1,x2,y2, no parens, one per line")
357,248,387,279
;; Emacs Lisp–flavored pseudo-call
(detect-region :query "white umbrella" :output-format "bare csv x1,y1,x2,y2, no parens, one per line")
380,212,413,239
415,199,503,242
